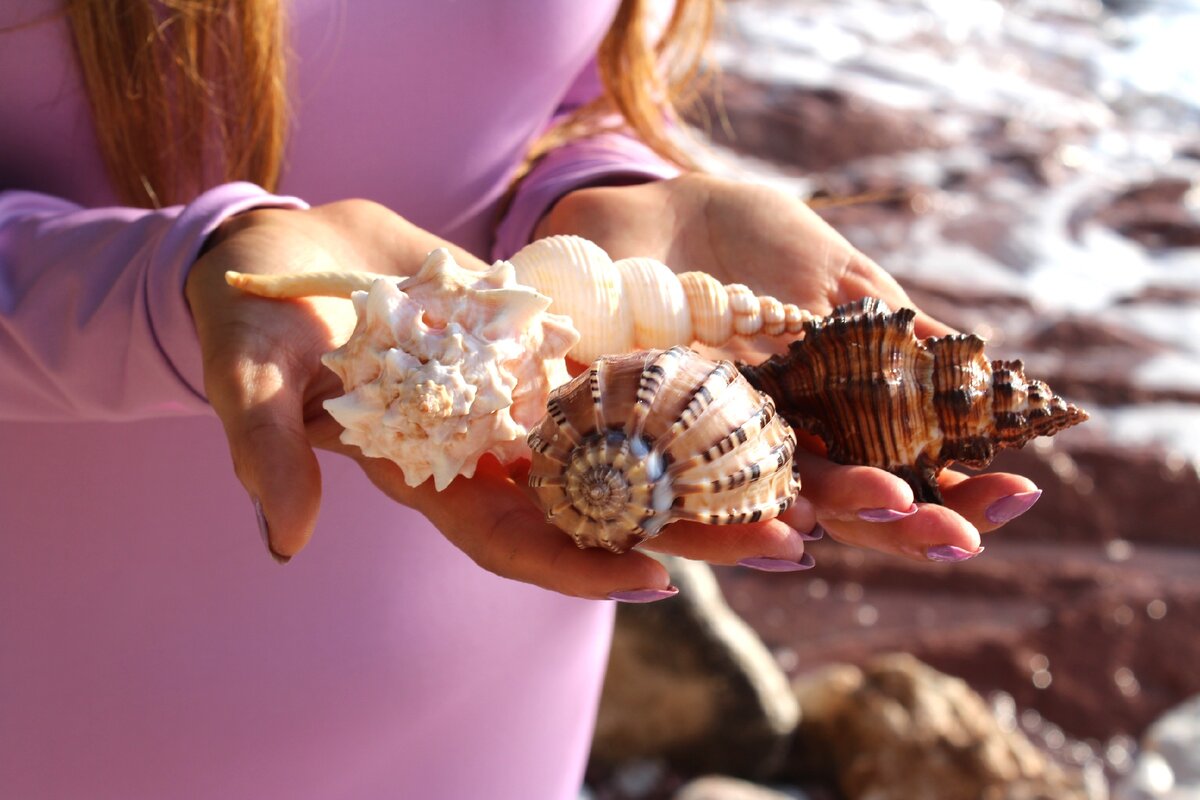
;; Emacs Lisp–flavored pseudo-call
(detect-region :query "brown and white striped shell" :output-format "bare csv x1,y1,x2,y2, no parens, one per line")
738,298,1088,504
527,346,800,553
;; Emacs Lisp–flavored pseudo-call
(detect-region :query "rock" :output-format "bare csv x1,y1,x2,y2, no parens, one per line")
697,75,948,172
787,654,1092,800
1116,694,1200,799
1089,178,1200,249
1143,694,1200,785
591,557,799,778
673,775,806,800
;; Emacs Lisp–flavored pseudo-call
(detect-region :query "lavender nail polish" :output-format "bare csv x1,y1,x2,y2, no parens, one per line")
985,490,1042,524
799,525,826,542
738,552,817,572
252,497,290,565
926,544,985,563
608,586,679,603
858,505,918,523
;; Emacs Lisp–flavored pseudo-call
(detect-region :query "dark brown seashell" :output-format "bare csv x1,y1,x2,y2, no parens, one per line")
737,298,1089,504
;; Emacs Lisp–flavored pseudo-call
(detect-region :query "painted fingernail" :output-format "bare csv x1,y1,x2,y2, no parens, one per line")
985,490,1042,524
738,552,817,572
608,586,679,603
926,544,985,563
858,505,918,523
252,497,290,565
799,525,825,542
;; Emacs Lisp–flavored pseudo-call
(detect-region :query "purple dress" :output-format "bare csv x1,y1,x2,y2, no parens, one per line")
0,2,677,797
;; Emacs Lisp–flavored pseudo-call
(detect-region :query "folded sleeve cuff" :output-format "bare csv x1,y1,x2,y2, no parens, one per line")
492,134,680,261
146,182,309,402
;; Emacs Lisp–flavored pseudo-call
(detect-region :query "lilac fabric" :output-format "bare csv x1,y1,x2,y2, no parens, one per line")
0,2,678,797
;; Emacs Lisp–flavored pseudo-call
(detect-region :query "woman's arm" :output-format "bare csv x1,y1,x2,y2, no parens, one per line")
0,182,305,421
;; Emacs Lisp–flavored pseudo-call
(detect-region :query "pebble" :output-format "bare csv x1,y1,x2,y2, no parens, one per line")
1114,694,1200,799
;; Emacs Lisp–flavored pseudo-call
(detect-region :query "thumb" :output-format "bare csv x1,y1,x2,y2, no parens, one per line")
211,363,324,563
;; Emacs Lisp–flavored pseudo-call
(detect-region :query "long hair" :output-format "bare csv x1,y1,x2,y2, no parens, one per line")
65,0,714,208
66,0,288,208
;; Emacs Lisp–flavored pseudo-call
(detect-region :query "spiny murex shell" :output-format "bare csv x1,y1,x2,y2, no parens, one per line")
507,235,816,363
738,298,1089,504
231,249,579,490
527,346,800,553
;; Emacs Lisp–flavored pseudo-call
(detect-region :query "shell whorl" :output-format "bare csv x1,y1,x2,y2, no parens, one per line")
506,235,815,363
738,298,1089,504
528,346,800,553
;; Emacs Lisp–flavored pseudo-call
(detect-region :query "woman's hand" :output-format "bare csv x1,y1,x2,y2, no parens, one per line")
534,173,1041,564
185,199,817,598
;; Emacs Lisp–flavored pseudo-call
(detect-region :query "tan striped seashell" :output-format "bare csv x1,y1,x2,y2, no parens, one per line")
738,298,1089,504
506,235,814,363
527,346,800,553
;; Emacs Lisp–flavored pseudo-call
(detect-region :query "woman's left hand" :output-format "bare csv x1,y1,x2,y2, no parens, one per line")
533,173,1040,564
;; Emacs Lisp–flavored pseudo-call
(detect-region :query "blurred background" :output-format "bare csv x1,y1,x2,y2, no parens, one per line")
586,1,1200,798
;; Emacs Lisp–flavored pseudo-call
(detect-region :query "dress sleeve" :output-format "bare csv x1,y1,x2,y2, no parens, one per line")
0,182,308,422
491,59,682,261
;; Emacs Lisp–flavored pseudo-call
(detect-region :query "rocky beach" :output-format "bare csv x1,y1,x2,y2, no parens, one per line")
588,1,1200,797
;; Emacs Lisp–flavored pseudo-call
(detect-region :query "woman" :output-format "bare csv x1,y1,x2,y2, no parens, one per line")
0,1,1037,797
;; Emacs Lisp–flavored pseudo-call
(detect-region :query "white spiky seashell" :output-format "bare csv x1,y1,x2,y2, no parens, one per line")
527,346,800,553
229,249,579,490
506,235,815,363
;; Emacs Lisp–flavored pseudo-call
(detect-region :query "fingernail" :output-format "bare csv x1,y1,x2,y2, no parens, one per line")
985,490,1042,524
858,504,918,523
799,525,825,542
738,552,817,572
926,544,985,563
608,585,679,603
252,497,290,565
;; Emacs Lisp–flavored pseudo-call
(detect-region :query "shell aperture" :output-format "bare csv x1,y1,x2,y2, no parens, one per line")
528,346,801,553
738,298,1089,504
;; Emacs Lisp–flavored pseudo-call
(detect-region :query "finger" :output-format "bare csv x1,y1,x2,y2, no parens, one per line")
939,471,1042,533
359,457,675,600
792,450,915,521
638,513,815,568
208,357,323,562
819,501,983,564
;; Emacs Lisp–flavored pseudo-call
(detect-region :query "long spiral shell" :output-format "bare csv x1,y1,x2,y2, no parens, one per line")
738,298,1089,504
506,235,815,363
527,346,800,553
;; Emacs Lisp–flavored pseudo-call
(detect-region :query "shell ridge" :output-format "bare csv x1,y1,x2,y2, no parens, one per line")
651,360,736,453
627,346,687,441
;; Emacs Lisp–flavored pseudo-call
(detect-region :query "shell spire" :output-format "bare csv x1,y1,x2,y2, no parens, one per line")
528,346,800,553
738,298,1088,504
505,235,816,363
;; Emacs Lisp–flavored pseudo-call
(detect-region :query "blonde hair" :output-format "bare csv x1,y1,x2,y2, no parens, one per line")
66,0,714,208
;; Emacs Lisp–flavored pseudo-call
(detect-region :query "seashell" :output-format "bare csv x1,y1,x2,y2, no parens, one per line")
230,249,579,490
737,298,1089,504
506,235,815,363
527,346,801,553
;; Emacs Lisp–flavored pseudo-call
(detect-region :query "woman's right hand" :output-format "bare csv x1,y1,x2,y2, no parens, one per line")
185,200,816,599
